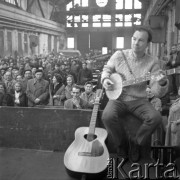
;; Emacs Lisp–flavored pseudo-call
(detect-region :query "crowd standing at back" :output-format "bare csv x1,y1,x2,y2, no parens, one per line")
0,53,100,109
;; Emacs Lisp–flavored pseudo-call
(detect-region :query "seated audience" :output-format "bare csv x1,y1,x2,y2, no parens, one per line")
64,85,89,109
80,81,96,109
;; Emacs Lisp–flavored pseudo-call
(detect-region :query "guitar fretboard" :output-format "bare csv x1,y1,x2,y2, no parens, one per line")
88,103,99,136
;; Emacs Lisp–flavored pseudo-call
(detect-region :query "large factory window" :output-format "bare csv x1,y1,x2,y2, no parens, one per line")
116,37,124,49
4,0,21,7
67,37,74,49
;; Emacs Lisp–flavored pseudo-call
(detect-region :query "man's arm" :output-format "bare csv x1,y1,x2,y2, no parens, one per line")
150,60,169,98
101,51,119,84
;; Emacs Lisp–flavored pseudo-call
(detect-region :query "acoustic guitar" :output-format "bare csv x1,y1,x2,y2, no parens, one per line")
64,89,109,180
106,67,180,100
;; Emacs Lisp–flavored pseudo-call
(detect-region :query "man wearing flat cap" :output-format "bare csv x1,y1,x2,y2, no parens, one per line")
26,69,49,107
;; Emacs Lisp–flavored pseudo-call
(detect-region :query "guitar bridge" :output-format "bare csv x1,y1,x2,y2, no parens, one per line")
78,152,99,157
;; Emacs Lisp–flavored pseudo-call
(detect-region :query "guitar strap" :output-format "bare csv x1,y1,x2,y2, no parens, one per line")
121,50,136,79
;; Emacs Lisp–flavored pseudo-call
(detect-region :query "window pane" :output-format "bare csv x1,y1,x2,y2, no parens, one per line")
134,0,142,9
74,0,80,6
66,15,73,27
82,0,88,7
102,47,108,54
116,14,123,21
67,23,72,27
124,22,132,26
125,14,132,22
103,15,111,21
116,37,124,49
74,23,78,27
93,23,101,27
82,15,89,27
67,37,74,49
74,15,80,22
93,15,101,22
125,0,132,9
102,23,111,27
116,0,123,9
82,23,88,27
82,15,88,22
115,22,123,27
66,2,73,11
133,14,141,25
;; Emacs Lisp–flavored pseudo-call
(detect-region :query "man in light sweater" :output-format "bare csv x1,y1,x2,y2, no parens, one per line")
101,26,169,162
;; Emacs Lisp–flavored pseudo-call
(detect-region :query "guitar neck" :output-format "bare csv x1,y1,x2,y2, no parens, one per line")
88,103,99,136
122,68,177,87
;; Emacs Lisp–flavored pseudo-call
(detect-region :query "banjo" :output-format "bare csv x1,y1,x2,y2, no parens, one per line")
106,67,180,100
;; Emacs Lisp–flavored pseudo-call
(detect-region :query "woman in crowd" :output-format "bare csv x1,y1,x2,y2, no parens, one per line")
49,73,65,107
12,82,27,107
65,75,75,100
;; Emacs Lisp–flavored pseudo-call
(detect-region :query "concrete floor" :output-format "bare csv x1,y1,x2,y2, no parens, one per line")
0,148,163,180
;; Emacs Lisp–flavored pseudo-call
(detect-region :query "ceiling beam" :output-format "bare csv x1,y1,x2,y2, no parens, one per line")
37,0,45,18
27,0,36,12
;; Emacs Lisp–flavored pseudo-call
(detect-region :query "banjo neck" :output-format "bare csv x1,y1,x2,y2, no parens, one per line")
122,67,180,87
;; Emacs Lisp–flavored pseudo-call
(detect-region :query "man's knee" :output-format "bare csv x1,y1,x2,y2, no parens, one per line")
102,110,111,125
102,109,117,126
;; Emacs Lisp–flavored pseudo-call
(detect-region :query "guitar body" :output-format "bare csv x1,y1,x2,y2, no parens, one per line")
64,127,109,179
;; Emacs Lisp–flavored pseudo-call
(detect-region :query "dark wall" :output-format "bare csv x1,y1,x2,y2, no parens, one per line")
90,32,112,51
0,106,150,156
0,107,103,151
76,31,113,56
77,31,89,56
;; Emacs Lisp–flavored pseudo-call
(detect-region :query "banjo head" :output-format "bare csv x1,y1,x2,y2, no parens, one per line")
105,73,123,100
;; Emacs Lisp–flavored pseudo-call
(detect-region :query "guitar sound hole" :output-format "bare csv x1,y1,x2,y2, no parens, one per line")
84,134,97,142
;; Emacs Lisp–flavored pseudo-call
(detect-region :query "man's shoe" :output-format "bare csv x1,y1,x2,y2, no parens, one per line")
128,137,140,163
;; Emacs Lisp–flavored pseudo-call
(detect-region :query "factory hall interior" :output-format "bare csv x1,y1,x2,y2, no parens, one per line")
0,0,180,179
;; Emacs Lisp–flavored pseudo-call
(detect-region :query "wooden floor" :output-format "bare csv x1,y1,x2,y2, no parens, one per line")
0,148,162,180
